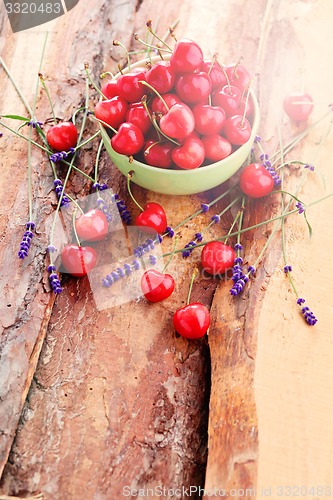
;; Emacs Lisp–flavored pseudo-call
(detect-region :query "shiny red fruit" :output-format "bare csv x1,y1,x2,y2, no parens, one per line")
223,115,252,145
212,85,241,116
151,93,182,116
201,241,235,276
175,72,212,104
283,92,314,121
144,140,174,169
192,103,226,135
111,122,144,155
225,64,251,92
61,244,97,277
126,103,152,135
47,122,78,152
173,302,210,339
170,38,203,74
135,202,167,234
239,163,274,198
75,209,108,242
141,269,175,302
172,135,205,169
117,70,146,103
101,80,119,99
201,134,232,162
159,103,195,140
146,61,175,94
201,60,227,91
95,97,129,129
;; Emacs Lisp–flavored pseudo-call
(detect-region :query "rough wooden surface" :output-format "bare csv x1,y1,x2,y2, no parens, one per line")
0,0,333,498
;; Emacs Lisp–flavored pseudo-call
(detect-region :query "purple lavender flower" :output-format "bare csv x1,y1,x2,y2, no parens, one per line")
165,226,175,237
201,203,209,213
254,135,261,143
284,265,292,273
18,221,35,259
248,265,256,275
96,197,113,222
101,254,157,288
211,214,220,224
27,120,43,128
48,265,62,294
182,241,197,258
304,164,315,171
234,243,243,251
50,148,75,163
262,160,282,186
296,201,305,214
54,179,70,206
230,256,250,296
195,232,203,242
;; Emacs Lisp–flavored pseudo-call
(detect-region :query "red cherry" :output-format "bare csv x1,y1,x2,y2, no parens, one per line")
159,103,195,140
117,70,146,103
175,72,212,104
61,244,97,277
144,140,174,169
141,269,175,302
173,302,210,339
146,61,175,94
239,163,274,198
75,209,108,242
172,135,205,170
101,80,119,99
223,115,252,145
283,93,314,121
201,134,232,162
201,242,235,276
192,103,226,135
170,38,203,74
135,202,167,234
126,103,152,135
201,61,227,91
95,97,129,129
111,122,144,156
225,64,251,92
47,122,78,152
151,93,182,116
212,85,241,116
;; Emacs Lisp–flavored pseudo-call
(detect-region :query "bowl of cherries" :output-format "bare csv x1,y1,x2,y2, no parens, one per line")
97,38,259,195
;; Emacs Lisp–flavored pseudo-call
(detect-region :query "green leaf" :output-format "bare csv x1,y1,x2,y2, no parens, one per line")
0,114,30,121
304,211,313,239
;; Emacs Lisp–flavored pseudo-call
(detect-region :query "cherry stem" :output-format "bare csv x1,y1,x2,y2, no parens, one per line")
139,80,169,111
133,34,172,54
216,59,231,93
187,269,199,305
93,115,118,134
94,139,104,184
84,63,108,100
233,56,243,80
39,73,57,123
241,81,252,127
100,71,115,79
113,40,131,71
144,140,162,155
72,208,82,247
141,96,160,140
146,19,172,51
127,171,144,212
162,237,178,273
151,116,180,146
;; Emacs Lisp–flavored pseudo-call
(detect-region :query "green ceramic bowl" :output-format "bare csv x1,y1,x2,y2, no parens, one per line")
100,57,260,195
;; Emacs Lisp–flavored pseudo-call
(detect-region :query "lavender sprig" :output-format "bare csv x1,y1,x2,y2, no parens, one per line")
54,179,70,206
101,254,158,288
18,221,35,259
297,298,318,325
50,148,75,163
48,265,62,294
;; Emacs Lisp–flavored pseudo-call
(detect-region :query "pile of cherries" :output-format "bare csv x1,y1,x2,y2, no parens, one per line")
94,38,254,170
